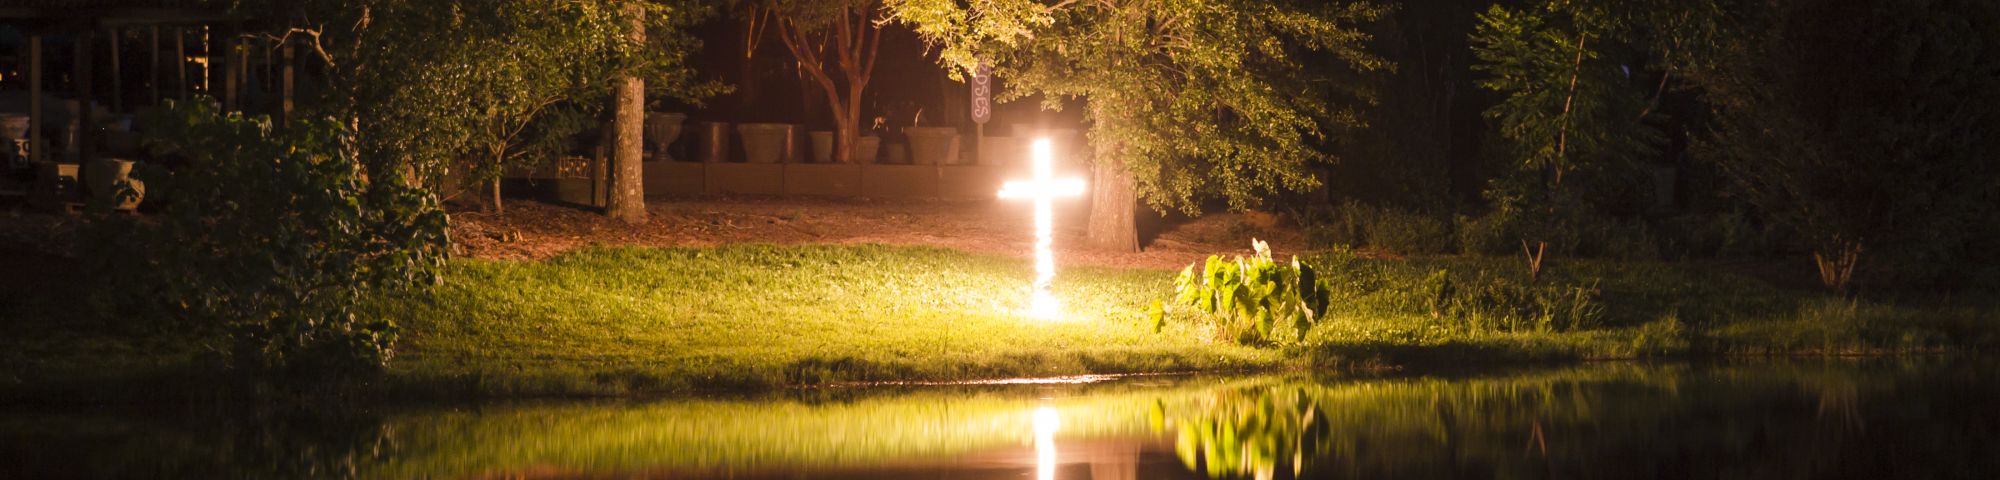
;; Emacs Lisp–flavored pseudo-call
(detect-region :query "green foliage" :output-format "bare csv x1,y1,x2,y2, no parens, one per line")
889,0,1389,214
1689,0,2000,289
1300,201,1452,255
82,99,448,378
247,0,725,192
1171,240,1331,344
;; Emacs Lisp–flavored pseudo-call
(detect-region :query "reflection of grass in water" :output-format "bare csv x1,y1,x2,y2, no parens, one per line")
4,360,1993,478
364,359,1988,479
364,379,1274,478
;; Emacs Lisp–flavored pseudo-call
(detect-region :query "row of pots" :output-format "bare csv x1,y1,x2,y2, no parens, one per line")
646,113,1073,165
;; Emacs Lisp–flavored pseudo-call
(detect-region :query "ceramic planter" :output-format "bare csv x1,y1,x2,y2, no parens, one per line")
905,127,961,165
737,123,796,164
853,136,881,164
644,112,687,161
809,131,835,163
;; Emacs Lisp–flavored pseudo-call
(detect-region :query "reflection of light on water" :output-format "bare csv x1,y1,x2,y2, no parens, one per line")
1034,405,1061,480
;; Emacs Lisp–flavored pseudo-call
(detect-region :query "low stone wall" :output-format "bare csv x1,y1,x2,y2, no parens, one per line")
642,161,1021,200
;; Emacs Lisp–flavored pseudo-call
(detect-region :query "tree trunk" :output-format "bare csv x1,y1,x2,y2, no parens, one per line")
1086,156,1141,252
489,177,503,214
605,4,647,224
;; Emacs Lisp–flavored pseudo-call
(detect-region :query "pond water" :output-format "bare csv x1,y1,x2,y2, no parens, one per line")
4,358,1997,479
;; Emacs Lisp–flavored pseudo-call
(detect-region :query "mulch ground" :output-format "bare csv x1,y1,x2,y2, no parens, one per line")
0,196,1306,271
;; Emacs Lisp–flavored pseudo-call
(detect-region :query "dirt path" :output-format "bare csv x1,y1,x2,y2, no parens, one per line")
451,197,1305,269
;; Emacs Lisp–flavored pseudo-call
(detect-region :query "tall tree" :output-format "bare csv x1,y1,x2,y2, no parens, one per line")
890,0,1388,251
1689,0,2000,291
761,0,885,164
1469,1,1664,279
606,2,650,223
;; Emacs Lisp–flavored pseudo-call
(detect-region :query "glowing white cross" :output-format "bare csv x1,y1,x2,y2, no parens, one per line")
999,138,1086,320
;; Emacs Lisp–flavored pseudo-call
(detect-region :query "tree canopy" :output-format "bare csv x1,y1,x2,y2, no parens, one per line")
888,0,1390,215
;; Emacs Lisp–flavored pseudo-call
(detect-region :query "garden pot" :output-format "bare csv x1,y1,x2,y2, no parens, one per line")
86,158,144,210
884,143,908,164
737,123,795,164
809,131,835,163
979,135,1025,167
644,112,686,161
689,121,730,163
904,127,960,165
0,114,28,140
853,136,881,164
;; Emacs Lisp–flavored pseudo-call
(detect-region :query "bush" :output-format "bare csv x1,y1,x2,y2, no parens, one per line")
1299,201,1450,255
1167,239,1331,345
1454,213,1518,256
82,99,448,379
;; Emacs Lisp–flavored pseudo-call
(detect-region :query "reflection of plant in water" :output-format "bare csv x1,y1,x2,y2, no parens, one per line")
1154,384,1323,480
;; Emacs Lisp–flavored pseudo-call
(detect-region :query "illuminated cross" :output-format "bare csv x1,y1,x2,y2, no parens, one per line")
999,138,1086,320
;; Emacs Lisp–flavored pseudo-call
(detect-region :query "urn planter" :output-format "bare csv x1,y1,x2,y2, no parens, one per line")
644,112,687,161
86,158,145,210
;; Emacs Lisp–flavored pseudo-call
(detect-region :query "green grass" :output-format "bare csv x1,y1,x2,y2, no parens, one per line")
2,243,1994,402
367,244,1277,397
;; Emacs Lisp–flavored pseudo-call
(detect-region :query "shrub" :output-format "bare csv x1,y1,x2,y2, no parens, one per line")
1167,239,1331,345
82,99,448,379
1299,201,1450,255
1364,208,1452,255
1454,213,1517,256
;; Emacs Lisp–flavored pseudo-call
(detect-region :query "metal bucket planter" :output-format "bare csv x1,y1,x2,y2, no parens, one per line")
86,158,145,210
737,123,796,164
644,112,686,161
905,127,960,165
809,131,835,163
689,121,731,163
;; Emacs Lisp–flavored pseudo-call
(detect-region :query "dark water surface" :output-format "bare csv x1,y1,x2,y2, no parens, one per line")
4,358,1997,479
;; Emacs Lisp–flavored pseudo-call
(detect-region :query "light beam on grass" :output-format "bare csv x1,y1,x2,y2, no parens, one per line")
1000,138,1086,320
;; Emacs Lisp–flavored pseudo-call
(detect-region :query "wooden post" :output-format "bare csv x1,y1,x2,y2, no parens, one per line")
28,35,43,164
73,32,92,164
222,32,236,110
108,27,123,113
282,42,294,126
174,27,187,100
150,26,161,107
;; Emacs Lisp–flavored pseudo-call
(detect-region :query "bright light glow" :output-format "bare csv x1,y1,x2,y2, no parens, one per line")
999,139,1086,320
1033,405,1061,480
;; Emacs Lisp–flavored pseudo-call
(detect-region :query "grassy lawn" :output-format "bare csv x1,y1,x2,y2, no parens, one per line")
368,244,1277,397
3,242,1994,401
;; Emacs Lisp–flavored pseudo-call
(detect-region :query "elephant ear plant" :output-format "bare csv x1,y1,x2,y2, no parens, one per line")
1164,239,1331,345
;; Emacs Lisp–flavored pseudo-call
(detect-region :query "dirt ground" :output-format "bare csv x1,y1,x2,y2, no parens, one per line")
451,197,1305,269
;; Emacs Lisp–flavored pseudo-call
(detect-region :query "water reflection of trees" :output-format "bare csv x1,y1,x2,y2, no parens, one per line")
1152,359,2000,479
